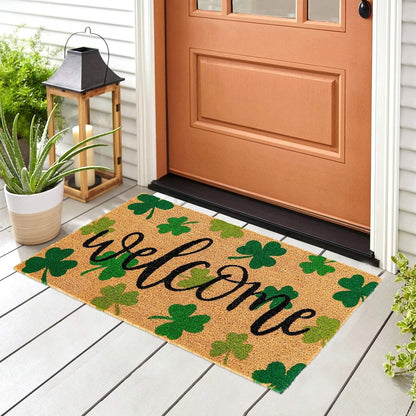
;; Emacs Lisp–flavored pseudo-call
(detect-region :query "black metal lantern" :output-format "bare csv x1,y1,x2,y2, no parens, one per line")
43,27,125,202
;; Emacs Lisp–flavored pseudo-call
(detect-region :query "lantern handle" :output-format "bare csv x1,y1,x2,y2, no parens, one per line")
64,27,110,85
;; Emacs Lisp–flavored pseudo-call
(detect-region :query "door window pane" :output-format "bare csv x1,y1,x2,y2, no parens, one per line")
198,0,221,11
233,0,296,19
308,0,339,23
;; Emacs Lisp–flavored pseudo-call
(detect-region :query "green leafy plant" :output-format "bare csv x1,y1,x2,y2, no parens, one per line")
302,316,340,347
300,255,336,276
177,268,216,290
0,103,115,194
210,332,253,365
209,219,244,239
228,240,287,269
332,274,378,307
0,28,63,140
22,247,77,284
157,216,198,236
384,253,416,400
254,285,299,310
128,194,174,219
91,283,139,316
80,251,139,280
252,361,306,393
80,217,116,235
148,303,210,340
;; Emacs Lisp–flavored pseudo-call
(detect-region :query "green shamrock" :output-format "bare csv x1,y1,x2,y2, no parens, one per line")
80,217,116,235
302,316,340,346
228,240,286,269
177,268,216,290
157,216,198,236
209,219,244,239
148,304,210,340
332,274,378,307
80,251,139,280
91,283,139,316
252,361,306,393
255,285,299,310
22,247,77,285
128,194,174,219
300,255,336,276
210,333,253,365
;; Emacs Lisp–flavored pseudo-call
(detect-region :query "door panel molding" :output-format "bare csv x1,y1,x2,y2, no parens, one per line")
190,48,344,161
137,0,401,273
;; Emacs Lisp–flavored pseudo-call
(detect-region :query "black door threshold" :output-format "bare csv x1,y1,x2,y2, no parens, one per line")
149,174,377,266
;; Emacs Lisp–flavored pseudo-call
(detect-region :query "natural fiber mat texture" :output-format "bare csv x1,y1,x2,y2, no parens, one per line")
15,193,381,394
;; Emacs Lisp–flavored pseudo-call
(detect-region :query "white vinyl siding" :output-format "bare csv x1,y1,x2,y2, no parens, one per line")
0,0,138,179
400,0,416,265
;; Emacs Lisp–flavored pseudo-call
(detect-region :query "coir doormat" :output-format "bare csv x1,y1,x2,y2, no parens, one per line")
15,193,380,394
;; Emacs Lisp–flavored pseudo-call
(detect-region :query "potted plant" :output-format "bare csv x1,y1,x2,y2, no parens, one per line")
384,253,416,399
0,103,114,245
0,29,64,164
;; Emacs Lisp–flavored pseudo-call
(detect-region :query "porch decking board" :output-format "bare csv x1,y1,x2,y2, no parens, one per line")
0,182,410,415
87,344,214,416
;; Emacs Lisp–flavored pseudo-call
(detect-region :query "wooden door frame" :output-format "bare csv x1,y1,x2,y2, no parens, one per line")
135,0,402,272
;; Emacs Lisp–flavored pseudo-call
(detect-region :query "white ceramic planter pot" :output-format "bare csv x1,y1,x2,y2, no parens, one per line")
4,181,64,245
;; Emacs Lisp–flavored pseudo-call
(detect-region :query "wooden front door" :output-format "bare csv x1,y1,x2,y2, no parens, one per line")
166,0,372,231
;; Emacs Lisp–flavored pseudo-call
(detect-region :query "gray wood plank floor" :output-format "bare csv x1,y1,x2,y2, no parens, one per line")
0,178,414,416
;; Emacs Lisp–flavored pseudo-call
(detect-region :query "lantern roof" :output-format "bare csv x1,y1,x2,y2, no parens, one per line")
43,47,124,93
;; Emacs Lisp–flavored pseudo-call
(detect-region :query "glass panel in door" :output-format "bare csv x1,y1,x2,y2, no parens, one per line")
198,0,221,11
308,0,340,23
232,0,296,19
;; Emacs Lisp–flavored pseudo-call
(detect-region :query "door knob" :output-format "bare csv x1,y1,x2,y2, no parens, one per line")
359,1,371,19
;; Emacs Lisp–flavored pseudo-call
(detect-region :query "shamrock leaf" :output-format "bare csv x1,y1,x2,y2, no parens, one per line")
255,285,299,310
157,216,198,236
252,361,306,393
91,283,139,315
209,219,244,239
22,247,77,285
302,316,340,346
299,255,336,276
80,251,139,280
128,194,174,219
80,217,116,235
177,268,216,290
228,240,286,269
332,274,379,307
148,304,210,340
210,333,253,365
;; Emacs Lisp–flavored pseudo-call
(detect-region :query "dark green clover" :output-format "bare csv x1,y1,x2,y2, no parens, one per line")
255,285,299,310
209,219,244,239
252,361,306,393
157,216,198,236
148,304,210,340
80,217,116,235
300,255,336,276
332,274,379,307
22,247,77,285
302,316,340,347
228,240,286,269
91,283,139,316
128,194,174,219
80,251,139,281
210,333,253,365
